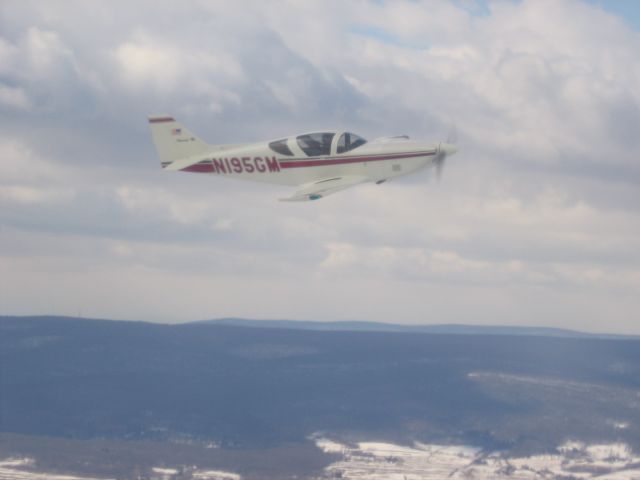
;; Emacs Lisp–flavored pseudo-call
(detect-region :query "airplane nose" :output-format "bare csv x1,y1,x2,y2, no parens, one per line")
440,143,457,156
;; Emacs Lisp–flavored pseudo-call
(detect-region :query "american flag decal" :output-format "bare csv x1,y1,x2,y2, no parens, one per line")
171,128,182,135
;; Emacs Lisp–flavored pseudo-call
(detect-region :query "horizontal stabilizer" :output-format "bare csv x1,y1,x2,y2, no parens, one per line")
280,176,369,202
163,156,206,171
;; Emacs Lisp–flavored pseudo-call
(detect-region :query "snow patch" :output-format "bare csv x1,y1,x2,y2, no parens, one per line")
0,456,113,479
152,467,178,475
0,458,34,468
316,438,640,479
192,470,241,480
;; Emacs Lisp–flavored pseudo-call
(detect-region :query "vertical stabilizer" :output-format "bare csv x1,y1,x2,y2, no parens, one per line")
148,115,211,167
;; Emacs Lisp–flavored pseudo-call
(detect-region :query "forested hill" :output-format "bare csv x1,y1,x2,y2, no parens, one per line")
2,315,640,453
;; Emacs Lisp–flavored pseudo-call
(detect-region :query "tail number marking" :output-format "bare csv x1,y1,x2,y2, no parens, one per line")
211,156,280,174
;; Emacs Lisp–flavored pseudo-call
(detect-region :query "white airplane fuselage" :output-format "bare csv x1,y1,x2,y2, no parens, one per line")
149,116,457,200
179,141,438,185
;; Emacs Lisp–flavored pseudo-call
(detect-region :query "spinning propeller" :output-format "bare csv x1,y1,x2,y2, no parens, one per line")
434,125,458,180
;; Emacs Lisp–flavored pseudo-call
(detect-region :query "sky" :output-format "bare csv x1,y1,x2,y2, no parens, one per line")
1,0,639,333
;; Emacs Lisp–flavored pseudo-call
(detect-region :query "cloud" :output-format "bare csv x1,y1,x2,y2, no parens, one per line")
111,30,246,99
0,185,74,204
0,85,30,109
1,0,639,333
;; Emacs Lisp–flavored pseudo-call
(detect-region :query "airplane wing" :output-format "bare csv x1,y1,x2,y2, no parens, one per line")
280,175,369,202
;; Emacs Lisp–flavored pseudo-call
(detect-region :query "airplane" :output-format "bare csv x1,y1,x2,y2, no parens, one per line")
148,115,457,201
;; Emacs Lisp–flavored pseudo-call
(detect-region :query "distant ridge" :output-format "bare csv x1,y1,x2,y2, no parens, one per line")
197,318,638,340
1,315,636,339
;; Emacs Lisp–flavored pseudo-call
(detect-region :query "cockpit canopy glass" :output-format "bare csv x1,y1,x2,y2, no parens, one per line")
296,132,335,157
268,138,294,156
337,132,367,154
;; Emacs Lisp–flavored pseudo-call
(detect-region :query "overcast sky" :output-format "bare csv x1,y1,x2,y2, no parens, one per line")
1,0,639,333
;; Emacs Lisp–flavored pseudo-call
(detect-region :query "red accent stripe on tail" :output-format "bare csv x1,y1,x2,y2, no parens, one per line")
149,117,175,123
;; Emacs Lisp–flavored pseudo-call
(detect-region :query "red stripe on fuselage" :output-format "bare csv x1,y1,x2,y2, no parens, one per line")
182,163,214,173
170,151,435,174
279,150,436,169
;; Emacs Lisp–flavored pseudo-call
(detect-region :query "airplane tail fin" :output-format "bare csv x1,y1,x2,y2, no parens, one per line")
148,115,211,168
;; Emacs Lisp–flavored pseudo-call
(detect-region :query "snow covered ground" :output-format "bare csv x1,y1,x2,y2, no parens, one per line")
315,438,640,479
191,470,241,480
0,457,113,480
3,441,639,479
0,457,241,480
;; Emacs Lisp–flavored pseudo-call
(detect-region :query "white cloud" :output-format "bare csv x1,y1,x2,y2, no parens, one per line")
0,84,30,109
0,185,74,204
22,27,73,74
1,0,640,332
111,31,245,95
115,184,225,226
0,139,56,181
